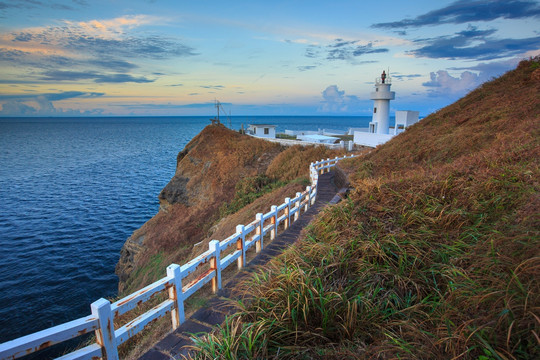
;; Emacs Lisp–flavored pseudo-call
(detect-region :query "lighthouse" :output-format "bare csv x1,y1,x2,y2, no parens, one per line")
369,70,395,134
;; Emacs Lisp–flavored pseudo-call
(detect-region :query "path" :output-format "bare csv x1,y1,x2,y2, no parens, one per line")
139,171,342,360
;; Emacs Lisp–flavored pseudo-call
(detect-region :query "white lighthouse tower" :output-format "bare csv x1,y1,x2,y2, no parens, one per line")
369,70,395,134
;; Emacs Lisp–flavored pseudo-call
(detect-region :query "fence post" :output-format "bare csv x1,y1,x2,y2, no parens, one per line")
284,197,291,229
255,213,263,252
326,158,330,173
294,192,301,221
270,205,277,240
167,264,184,328
91,298,119,360
209,240,221,293
306,186,312,210
236,224,245,269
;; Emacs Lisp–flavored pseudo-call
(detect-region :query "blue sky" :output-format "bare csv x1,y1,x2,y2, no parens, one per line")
0,0,538,117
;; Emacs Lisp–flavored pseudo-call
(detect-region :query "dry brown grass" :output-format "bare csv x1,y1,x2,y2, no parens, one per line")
114,127,357,358
117,125,284,294
265,144,346,182
190,58,540,359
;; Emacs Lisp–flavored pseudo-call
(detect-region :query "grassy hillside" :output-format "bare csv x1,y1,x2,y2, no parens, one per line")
113,126,345,358
191,58,539,359
116,125,344,295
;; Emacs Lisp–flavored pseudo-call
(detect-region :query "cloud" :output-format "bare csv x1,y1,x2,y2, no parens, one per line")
39,71,98,81
0,48,139,77
87,58,138,71
304,39,388,62
0,91,104,101
94,74,153,83
38,70,154,83
1,101,37,115
422,56,524,98
0,15,196,85
0,0,77,11
114,102,231,109
200,85,225,90
319,85,362,113
61,15,166,42
410,26,540,60
60,34,197,60
373,0,540,29
392,73,422,80
449,57,521,77
352,43,389,56
326,39,388,60
423,70,480,94
298,65,317,71
305,45,321,58
0,91,104,116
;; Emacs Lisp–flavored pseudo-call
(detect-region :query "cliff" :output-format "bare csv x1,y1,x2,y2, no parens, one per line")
189,58,540,359
115,125,282,293
115,124,344,294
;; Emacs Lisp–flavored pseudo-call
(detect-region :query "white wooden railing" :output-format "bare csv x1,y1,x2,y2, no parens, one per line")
0,155,355,360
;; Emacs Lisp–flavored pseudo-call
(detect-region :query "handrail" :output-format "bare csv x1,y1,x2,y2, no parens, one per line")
0,154,356,360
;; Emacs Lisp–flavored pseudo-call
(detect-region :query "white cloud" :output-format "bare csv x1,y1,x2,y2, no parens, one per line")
422,55,526,97
68,15,163,39
423,70,480,94
319,85,362,113
0,91,105,116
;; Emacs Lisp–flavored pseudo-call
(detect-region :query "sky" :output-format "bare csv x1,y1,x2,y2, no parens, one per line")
0,0,539,117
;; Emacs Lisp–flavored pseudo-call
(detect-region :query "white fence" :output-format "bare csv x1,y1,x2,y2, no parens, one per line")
0,155,355,360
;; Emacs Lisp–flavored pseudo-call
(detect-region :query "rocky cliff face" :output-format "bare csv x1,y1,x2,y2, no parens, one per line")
115,125,283,294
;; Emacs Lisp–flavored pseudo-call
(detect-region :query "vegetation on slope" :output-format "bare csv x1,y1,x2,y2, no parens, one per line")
117,125,346,295
113,126,345,358
220,145,344,217
191,58,539,359
116,125,283,294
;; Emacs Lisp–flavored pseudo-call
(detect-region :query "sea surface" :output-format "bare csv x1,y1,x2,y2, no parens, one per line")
0,116,373,345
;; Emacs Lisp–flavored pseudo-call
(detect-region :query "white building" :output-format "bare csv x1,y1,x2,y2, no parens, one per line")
353,71,421,148
394,110,420,135
247,124,276,138
369,70,395,134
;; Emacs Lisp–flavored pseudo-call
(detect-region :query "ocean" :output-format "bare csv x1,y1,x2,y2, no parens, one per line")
0,116,373,345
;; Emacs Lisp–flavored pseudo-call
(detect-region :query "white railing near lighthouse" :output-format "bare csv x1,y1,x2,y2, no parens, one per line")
0,154,355,360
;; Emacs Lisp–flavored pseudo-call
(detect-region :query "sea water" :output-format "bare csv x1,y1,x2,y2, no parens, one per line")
0,116,372,343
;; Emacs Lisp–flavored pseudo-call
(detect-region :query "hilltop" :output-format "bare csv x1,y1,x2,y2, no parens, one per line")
190,58,539,359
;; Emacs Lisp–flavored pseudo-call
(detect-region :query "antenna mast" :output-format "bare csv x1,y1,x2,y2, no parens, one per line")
210,99,232,128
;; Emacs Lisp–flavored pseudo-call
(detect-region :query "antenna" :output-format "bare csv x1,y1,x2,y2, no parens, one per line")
211,99,232,129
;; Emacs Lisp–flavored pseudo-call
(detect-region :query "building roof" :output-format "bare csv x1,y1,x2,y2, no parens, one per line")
248,124,276,127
